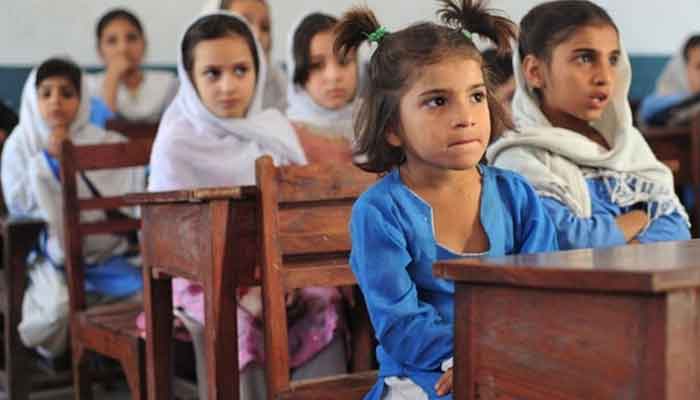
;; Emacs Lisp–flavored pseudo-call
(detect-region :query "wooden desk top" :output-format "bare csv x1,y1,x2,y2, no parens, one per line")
125,186,258,205
434,240,700,294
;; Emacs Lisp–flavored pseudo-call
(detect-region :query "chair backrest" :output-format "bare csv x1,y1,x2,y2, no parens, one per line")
106,119,159,140
59,138,153,313
642,114,700,237
255,155,377,395
642,115,700,186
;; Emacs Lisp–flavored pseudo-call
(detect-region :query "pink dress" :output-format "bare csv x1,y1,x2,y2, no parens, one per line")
137,278,343,370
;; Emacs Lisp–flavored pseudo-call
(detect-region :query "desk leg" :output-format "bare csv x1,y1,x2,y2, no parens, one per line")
204,200,239,400
144,266,174,400
454,284,475,400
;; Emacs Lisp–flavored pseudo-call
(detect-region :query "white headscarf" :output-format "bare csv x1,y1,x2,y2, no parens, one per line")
285,12,357,140
200,0,289,112
148,12,306,192
487,46,687,225
655,53,688,96
14,67,107,155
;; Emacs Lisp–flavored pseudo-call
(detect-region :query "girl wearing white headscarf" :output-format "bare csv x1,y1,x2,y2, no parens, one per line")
2,58,145,357
285,12,359,142
202,0,288,112
638,34,700,126
146,13,347,399
487,0,690,250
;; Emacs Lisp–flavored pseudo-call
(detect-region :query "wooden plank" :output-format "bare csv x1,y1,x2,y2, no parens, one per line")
468,285,649,399
279,371,378,400
276,162,376,203
71,139,153,171
106,119,159,140
281,262,356,289
279,203,353,255
435,240,700,294
141,203,211,280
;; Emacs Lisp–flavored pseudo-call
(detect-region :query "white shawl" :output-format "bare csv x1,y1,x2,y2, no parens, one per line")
148,12,306,192
486,47,687,224
655,53,688,96
285,12,356,141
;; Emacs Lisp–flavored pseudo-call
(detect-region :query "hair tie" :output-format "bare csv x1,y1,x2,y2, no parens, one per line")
365,26,389,44
462,29,474,41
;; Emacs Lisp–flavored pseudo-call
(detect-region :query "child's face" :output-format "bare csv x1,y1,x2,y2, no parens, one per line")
192,36,257,119
36,77,80,129
304,31,358,111
524,24,620,126
228,0,271,56
98,18,145,70
686,46,700,94
387,58,490,173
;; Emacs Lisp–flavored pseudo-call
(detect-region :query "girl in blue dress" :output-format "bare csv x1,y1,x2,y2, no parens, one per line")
335,1,559,398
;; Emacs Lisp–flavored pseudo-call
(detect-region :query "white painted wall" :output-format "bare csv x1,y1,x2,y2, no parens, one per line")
1,0,698,66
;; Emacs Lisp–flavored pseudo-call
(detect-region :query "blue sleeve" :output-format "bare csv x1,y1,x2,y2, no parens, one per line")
349,202,452,371
638,93,685,125
541,197,626,250
41,150,61,181
636,211,691,243
89,96,115,128
507,176,559,254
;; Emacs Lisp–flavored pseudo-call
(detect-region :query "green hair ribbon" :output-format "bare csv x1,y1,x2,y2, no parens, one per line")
365,26,389,44
462,29,474,41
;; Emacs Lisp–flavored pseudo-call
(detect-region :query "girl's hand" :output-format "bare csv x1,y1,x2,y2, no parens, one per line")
105,54,132,81
435,368,453,396
46,124,70,157
293,122,352,163
615,209,649,242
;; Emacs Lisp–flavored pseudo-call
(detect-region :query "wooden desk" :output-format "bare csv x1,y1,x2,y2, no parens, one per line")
434,240,700,400
127,186,258,400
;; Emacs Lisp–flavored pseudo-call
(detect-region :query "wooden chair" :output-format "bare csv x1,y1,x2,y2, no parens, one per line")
256,156,378,400
642,114,700,236
105,119,159,140
0,145,75,398
59,138,153,399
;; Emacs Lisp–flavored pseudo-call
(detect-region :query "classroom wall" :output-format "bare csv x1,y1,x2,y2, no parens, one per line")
3,0,697,65
1,0,698,108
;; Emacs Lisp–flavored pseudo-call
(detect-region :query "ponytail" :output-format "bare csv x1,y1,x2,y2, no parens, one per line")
437,0,516,56
333,7,383,59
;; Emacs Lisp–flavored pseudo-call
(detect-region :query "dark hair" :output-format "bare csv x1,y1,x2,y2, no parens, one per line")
35,58,82,96
181,14,260,79
293,13,339,86
519,0,617,62
96,8,144,43
683,35,700,63
482,48,513,87
334,0,516,173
